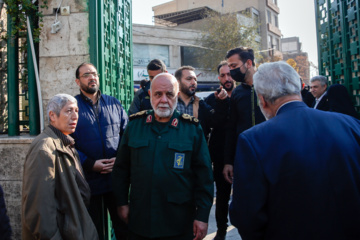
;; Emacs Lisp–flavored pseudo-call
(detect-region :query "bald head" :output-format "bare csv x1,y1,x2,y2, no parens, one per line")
149,73,179,122
151,73,179,93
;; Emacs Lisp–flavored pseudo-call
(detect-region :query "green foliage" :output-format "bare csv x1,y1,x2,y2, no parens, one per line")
4,0,47,42
196,10,261,72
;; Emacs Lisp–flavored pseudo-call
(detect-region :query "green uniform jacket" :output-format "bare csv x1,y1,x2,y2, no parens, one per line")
112,110,214,238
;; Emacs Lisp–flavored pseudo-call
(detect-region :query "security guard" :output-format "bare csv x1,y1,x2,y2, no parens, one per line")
112,73,213,240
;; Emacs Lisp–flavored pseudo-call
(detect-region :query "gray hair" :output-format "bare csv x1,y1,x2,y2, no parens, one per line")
310,75,328,86
253,61,301,103
47,94,77,123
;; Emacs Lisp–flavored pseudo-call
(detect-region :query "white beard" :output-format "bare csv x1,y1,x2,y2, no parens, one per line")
151,98,178,118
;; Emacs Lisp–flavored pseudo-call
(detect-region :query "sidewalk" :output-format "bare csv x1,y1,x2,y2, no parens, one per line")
205,198,242,240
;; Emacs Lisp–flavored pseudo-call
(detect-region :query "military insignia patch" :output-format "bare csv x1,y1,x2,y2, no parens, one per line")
129,110,147,121
171,118,178,127
146,115,152,123
180,113,199,125
174,153,185,169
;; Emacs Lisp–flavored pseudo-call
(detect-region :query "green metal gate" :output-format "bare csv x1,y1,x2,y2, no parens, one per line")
88,0,132,239
89,0,133,111
315,0,360,112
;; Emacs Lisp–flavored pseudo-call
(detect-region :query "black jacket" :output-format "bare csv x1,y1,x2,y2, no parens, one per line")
224,84,266,165
312,93,329,111
205,93,231,161
327,84,359,119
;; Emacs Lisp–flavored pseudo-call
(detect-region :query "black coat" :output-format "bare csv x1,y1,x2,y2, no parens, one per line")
327,84,359,119
205,93,230,161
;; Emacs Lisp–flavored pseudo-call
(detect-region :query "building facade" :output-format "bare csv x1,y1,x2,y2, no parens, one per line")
152,0,282,57
133,23,218,89
281,37,310,84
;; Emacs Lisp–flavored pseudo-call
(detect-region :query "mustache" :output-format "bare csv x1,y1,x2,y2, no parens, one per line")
158,103,170,108
224,81,233,85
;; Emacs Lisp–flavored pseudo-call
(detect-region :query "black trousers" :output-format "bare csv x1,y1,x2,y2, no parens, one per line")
88,192,128,240
213,159,232,233
129,231,193,240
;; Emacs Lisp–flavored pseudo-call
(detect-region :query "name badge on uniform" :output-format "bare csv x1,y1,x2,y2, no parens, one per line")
174,153,185,169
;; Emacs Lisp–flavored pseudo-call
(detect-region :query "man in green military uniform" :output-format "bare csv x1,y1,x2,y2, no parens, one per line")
112,73,214,240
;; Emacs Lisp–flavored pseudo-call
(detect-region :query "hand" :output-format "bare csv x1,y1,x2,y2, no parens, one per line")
193,220,208,240
92,158,115,174
117,205,129,224
223,164,234,184
214,86,228,100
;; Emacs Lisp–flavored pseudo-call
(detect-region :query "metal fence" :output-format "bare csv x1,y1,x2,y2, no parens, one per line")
315,0,360,112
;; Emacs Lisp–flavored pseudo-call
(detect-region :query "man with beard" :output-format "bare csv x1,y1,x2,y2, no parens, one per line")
204,61,235,240
113,73,214,240
223,47,266,184
175,66,228,138
71,63,129,240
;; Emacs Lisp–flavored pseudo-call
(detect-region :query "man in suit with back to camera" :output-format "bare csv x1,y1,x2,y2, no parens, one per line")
230,61,360,240
310,75,329,111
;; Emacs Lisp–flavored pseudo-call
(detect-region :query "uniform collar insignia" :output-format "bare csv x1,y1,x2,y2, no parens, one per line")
171,118,179,128
146,114,152,123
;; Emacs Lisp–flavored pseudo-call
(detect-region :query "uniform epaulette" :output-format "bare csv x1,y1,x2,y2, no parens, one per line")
129,110,148,121
180,113,200,125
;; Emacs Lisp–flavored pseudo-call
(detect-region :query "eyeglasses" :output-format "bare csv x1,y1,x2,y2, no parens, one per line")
80,72,100,78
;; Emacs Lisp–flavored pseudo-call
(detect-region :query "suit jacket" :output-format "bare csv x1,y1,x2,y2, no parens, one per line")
312,93,329,111
230,101,360,240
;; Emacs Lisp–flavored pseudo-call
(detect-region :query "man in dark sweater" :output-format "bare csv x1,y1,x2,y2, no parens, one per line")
205,61,235,240
223,47,265,184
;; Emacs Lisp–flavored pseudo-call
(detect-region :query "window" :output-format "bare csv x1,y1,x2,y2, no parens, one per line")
274,0,278,6
253,12,261,34
276,38,280,50
268,35,273,48
181,46,208,68
133,43,169,67
274,15,278,27
267,10,271,23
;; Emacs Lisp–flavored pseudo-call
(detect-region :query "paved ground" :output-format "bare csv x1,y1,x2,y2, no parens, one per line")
204,197,242,240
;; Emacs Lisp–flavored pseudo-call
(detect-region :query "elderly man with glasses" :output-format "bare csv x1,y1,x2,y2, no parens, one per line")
71,63,129,240
22,94,98,240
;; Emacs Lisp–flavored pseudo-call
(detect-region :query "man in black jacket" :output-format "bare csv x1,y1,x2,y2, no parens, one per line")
129,59,167,114
223,47,266,184
205,61,235,240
